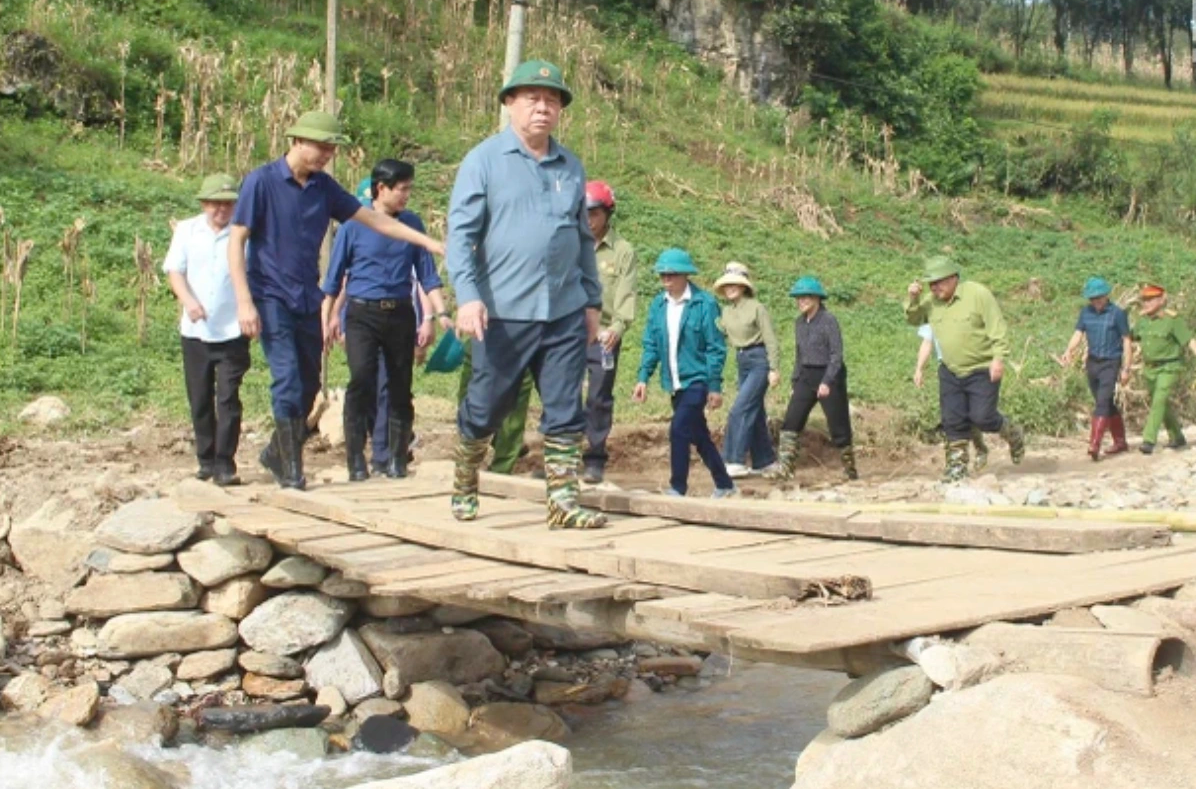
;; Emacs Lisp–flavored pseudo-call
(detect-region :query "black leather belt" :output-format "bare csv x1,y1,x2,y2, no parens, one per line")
350,297,408,311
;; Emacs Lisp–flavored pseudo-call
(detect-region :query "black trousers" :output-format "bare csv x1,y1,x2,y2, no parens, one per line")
939,365,1004,441
344,299,416,432
782,365,853,448
582,339,620,465
1086,357,1120,417
181,335,251,469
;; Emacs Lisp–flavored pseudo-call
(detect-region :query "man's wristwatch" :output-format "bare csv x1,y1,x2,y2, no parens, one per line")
422,315,434,324
437,311,450,319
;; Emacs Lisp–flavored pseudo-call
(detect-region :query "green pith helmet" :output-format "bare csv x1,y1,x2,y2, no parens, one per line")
921,255,961,284
195,173,239,202
789,276,827,299
284,110,350,145
425,330,465,374
1082,276,1111,300
654,248,698,275
499,59,573,108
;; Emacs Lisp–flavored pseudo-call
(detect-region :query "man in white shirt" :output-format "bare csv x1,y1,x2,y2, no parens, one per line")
164,173,249,486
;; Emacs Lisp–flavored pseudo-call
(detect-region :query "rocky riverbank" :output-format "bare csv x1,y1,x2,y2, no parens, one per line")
0,491,723,787
792,585,1196,789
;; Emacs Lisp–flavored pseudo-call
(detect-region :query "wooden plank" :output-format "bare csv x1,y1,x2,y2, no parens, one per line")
478,473,1170,553
266,523,362,548
300,533,401,554
612,584,680,602
374,564,549,596
460,572,566,602
508,576,628,603
574,548,863,600
350,551,485,584
361,557,501,586
635,593,771,623
723,544,1196,654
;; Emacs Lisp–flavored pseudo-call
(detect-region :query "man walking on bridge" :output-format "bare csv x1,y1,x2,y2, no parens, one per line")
447,60,607,530
228,110,444,491
905,257,1024,482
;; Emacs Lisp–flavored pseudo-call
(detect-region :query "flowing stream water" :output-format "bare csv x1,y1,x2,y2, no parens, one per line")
0,663,845,789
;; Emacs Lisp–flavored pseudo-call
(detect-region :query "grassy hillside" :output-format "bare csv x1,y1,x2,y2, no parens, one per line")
1,0,1195,444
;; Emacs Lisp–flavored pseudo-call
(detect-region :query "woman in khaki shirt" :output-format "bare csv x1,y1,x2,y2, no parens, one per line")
714,263,782,479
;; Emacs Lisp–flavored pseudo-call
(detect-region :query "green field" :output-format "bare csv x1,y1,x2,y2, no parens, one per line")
2,0,1196,444
979,73,1196,143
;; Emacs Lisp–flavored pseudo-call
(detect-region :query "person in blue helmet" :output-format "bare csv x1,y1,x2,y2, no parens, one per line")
767,276,858,482
632,248,737,498
320,159,452,481
326,174,435,474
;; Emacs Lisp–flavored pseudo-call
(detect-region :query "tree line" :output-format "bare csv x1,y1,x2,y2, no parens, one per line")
903,0,1196,87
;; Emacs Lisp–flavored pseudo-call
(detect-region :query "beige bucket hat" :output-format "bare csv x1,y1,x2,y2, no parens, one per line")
714,261,754,297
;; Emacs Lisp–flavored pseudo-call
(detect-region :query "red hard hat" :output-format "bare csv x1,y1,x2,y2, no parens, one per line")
585,180,615,211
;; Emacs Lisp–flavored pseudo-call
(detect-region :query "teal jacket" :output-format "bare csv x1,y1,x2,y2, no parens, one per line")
637,285,727,393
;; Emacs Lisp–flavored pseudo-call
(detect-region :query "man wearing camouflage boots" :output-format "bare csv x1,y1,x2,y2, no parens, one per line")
905,257,1025,482
446,60,607,530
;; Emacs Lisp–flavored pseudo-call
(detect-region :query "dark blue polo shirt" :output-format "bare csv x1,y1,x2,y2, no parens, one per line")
321,210,443,302
233,157,362,314
1075,303,1130,360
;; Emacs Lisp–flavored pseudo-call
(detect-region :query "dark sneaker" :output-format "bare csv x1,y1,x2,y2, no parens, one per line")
196,463,214,482
1167,435,1188,451
213,471,242,487
1139,443,1155,455
582,464,604,484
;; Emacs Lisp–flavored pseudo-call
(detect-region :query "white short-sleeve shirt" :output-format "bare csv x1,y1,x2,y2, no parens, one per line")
917,322,943,362
162,214,241,343
665,285,692,392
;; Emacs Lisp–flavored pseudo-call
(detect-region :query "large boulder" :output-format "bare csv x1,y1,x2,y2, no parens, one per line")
346,740,571,789
470,619,534,657
72,742,178,789
1,672,51,711
360,595,436,618
792,674,1196,789
176,648,237,681
38,679,100,725
0,31,116,123
95,498,201,554
177,535,273,587
403,681,471,737
8,496,93,589
65,572,199,617
201,574,269,620
97,611,238,659
242,672,307,701
304,628,384,705
242,727,329,759
360,624,505,686
522,623,625,652
91,702,179,744
826,666,934,738
18,395,69,425
116,662,175,701
467,703,569,751
261,556,327,589
238,651,303,679
239,592,354,655
84,547,175,574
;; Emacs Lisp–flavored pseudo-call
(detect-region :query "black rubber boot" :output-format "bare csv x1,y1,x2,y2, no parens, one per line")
276,418,307,490
259,431,283,484
385,419,413,479
344,410,369,482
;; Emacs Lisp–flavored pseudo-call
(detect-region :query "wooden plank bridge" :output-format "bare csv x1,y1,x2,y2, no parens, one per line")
184,461,1196,674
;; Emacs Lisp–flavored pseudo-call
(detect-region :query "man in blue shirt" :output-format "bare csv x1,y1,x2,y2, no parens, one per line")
228,110,445,490
1058,277,1132,460
321,159,452,481
447,60,606,530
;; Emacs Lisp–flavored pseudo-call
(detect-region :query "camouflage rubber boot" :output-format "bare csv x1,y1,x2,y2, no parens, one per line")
970,427,989,472
543,433,608,530
840,446,859,481
765,431,800,481
999,419,1026,464
942,439,970,484
451,435,491,521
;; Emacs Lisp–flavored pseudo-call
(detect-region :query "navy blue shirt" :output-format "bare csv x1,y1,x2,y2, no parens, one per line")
1075,303,1130,360
233,157,362,314
321,210,442,302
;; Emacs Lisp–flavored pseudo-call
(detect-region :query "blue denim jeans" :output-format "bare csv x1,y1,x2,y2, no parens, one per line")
670,383,733,495
722,345,776,468
257,298,322,421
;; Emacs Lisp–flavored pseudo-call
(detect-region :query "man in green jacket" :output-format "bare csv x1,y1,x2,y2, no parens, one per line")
1131,283,1196,454
905,257,1025,482
632,248,736,498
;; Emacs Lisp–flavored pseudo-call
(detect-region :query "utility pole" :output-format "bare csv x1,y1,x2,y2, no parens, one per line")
500,0,528,128
325,0,338,114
